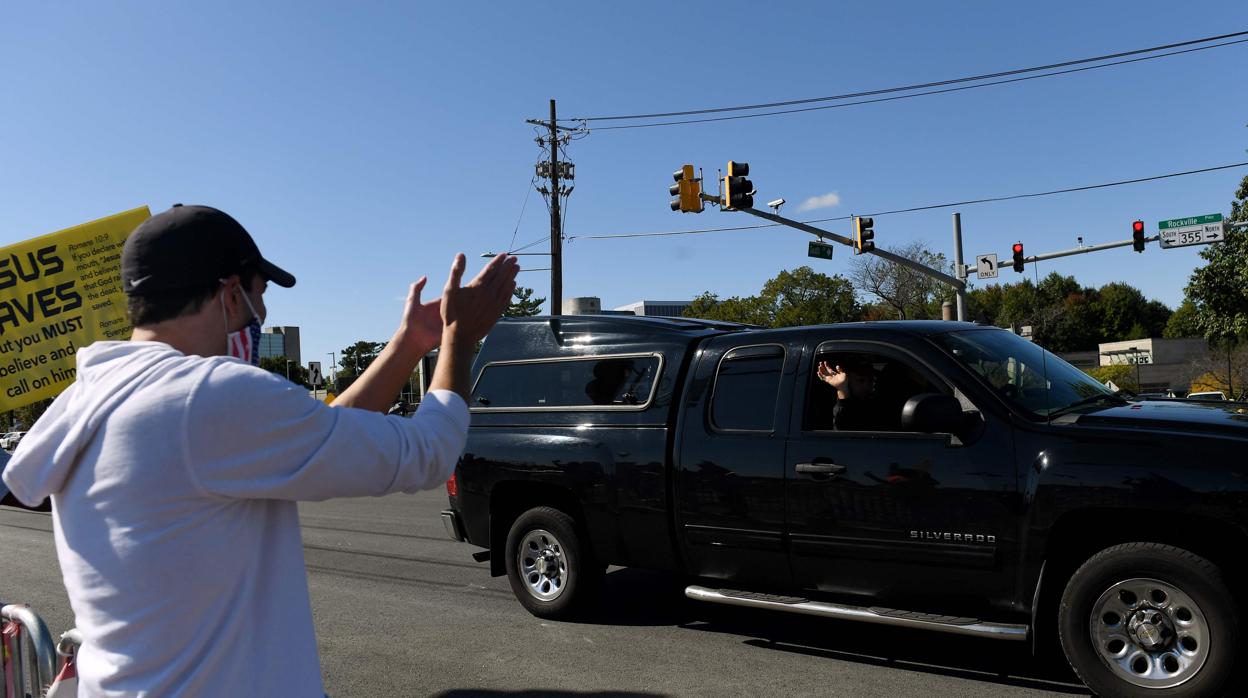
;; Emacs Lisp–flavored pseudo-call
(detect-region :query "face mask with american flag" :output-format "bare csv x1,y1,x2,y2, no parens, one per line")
221,285,264,365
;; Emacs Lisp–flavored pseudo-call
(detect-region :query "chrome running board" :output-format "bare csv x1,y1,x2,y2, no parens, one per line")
685,586,1029,642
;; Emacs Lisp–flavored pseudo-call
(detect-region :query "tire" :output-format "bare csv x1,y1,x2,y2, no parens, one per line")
1058,542,1239,697
504,506,603,619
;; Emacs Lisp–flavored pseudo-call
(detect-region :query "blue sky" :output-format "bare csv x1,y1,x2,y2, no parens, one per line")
2,1,1246,373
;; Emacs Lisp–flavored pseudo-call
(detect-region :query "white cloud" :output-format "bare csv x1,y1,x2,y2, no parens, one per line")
797,192,841,212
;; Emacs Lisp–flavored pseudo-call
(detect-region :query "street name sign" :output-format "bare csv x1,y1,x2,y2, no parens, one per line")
976,254,999,279
1158,213,1224,249
808,240,834,260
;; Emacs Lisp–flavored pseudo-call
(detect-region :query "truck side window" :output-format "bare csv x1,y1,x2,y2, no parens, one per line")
711,345,785,432
806,352,941,433
472,355,661,409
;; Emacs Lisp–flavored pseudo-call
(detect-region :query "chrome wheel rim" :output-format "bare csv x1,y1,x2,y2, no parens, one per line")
518,528,568,602
1089,577,1209,689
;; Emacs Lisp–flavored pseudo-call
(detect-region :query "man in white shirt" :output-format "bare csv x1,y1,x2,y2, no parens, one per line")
2,204,518,696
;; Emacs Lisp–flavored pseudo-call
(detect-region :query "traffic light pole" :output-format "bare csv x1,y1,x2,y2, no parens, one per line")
719,199,967,292
952,213,967,322
1005,234,1161,269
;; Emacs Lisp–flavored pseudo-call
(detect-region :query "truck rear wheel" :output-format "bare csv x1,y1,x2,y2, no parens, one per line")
504,506,602,619
1058,543,1238,697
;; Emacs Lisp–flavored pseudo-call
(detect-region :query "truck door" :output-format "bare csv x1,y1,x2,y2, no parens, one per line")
675,339,795,588
784,339,1017,614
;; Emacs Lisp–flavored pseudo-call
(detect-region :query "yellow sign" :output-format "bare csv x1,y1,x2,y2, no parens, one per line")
0,206,151,411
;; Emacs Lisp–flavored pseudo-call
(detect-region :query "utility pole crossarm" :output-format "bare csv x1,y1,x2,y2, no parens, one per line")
733,206,967,292
525,119,581,132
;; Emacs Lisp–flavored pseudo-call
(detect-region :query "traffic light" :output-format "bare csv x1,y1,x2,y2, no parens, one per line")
1012,242,1025,272
669,165,703,213
1132,219,1146,253
853,216,875,254
723,161,753,210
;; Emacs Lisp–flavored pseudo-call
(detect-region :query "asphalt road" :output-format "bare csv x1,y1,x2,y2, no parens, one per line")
1,490,1089,697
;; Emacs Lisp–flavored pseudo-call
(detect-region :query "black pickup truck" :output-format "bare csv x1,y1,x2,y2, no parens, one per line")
442,315,1248,697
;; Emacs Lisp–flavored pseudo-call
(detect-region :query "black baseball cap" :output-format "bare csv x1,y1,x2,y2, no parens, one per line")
121,204,296,296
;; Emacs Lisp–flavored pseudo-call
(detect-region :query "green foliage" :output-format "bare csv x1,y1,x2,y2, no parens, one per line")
1163,299,1202,338
2,398,53,431
683,292,769,325
685,266,859,328
1098,282,1170,342
966,272,1170,353
504,286,545,317
1084,364,1139,393
339,340,386,377
259,356,310,388
760,266,860,327
1185,174,1248,346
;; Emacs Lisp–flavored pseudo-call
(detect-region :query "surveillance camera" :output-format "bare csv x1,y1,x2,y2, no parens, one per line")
767,198,786,209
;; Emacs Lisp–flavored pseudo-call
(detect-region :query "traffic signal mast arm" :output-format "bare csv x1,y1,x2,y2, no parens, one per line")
728,204,967,291
1003,233,1161,271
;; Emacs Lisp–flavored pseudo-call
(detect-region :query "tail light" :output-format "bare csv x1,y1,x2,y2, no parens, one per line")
445,472,458,497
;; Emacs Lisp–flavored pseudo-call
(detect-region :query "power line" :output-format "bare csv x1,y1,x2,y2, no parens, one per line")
572,30,1248,123
587,38,1248,131
568,161,1248,241
506,174,538,254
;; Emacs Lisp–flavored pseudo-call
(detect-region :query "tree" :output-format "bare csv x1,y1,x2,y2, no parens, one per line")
1085,365,1140,393
259,356,310,388
2,398,53,432
505,286,545,317
1098,283,1170,342
849,241,954,320
1185,174,1248,346
339,340,386,377
1164,299,1202,339
683,291,769,325
684,267,859,328
966,283,1006,325
759,266,860,327
1184,342,1248,399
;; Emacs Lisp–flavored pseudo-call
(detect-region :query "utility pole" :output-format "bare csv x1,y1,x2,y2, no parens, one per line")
548,99,562,316
526,101,580,317
327,352,336,391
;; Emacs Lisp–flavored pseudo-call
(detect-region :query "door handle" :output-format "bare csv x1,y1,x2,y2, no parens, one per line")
795,462,846,476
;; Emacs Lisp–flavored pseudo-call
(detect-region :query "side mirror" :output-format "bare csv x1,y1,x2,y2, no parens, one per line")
901,393,965,435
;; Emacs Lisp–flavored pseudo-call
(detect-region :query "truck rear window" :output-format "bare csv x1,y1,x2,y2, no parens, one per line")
471,355,662,410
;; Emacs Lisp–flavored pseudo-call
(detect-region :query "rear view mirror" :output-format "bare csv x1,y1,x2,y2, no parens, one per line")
901,393,965,435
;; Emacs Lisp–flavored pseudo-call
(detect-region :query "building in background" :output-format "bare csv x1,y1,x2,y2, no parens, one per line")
564,297,639,316
564,297,602,315
1097,337,1209,393
259,326,301,365
613,300,692,318
561,298,694,318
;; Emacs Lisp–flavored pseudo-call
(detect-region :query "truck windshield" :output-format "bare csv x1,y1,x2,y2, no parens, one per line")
935,329,1123,419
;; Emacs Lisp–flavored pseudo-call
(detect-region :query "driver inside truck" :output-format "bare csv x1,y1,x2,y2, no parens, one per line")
817,358,886,431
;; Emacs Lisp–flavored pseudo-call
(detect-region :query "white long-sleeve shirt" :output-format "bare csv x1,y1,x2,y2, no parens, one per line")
3,340,468,697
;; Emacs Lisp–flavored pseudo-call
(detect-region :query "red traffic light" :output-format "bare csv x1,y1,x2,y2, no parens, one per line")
1012,243,1023,254
1133,220,1145,234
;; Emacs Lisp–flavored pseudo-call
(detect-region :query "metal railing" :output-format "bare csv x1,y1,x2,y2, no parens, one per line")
1,602,58,697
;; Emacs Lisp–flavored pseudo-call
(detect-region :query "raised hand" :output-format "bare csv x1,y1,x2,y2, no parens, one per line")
817,361,848,389
440,253,520,347
393,276,442,356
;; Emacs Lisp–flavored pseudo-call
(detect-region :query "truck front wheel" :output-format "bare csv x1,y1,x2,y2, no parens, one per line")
1058,542,1239,697
504,506,603,619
